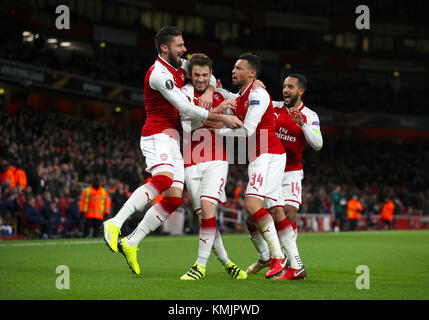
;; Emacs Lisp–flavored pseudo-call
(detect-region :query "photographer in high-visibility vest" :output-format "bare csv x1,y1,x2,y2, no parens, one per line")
346,194,363,231
79,178,111,237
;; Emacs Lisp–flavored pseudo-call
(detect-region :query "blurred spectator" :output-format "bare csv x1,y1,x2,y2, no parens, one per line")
23,196,51,238
346,194,364,231
110,182,130,217
62,188,84,238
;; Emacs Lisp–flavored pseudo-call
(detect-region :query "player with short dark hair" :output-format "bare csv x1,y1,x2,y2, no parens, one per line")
215,53,288,279
102,26,243,275
179,53,247,280
246,74,323,280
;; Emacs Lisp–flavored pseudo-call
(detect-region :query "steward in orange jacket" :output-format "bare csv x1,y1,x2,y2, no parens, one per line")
346,195,363,231
79,179,110,237
2,165,16,190
347,196,363,220
381,198,395,229
14,168,27,190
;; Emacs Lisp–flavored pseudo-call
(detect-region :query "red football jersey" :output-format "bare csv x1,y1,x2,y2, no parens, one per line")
233,81,284,162
181,85,227,167
273,103,320,172
141,57,186,137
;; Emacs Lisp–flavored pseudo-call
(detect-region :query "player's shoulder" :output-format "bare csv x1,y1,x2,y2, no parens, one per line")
301,104,319,117
249,85,269,96
152,60,174,79
149,60,174,88
249,86,270,104
301,104,321,126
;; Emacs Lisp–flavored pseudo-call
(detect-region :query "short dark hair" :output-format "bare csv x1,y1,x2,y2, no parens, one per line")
287,74,307,91
155,26,182,54
188,53,213,72
238,52,262,77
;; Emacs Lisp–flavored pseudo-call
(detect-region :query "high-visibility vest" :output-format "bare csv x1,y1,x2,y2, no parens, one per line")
347,199,363,220
15,168,27,190
2,166,16,190
381,200,395,221
79,186,111,220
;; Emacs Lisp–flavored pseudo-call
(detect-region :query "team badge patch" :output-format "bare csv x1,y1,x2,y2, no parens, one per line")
165,79,174,90
160,153,168,161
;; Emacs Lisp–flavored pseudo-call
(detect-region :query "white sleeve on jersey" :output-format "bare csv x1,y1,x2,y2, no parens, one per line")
216,87,270,137
301,108,323,151
181,59,217,87
180,85,203,132
149,67,209,121
215,88,239,100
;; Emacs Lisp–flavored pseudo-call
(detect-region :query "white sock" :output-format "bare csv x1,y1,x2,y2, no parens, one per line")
196,217,217,267
276,218,303,269
125,201,171,247
212,229,230,266
110,183,159,228
253,209,284,259
248,229,270,262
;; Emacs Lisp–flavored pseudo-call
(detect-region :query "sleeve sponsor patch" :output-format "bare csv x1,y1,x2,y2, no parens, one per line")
165,79,174,90
312,121,320,126
249,100,260,105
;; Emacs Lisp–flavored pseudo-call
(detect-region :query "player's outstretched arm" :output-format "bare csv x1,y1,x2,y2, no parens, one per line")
150,69,209,120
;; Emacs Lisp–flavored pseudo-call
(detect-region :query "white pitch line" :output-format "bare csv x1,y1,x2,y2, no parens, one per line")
0,234,247,247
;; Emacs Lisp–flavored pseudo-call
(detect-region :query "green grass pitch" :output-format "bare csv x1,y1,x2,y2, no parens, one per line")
0,230,428,300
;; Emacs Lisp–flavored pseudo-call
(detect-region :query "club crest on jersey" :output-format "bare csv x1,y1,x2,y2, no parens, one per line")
165,79,174,90
160,153,168,161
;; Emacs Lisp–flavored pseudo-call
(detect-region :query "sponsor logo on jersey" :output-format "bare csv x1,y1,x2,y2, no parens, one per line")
249,100,260,105
312,121,320,126
276,128,297,142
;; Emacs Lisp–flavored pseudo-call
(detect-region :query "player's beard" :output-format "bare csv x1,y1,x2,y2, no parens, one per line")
284,93,298,108
168,51,182,69
194,83,209,95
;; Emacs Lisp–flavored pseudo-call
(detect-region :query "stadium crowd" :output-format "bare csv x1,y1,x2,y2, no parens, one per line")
1,27,429,116
1,106,428,238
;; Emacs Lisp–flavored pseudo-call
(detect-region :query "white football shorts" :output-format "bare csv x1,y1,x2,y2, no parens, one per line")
140,133,184,189
266,170,304,209
245,153,286,209
185,160,228,212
